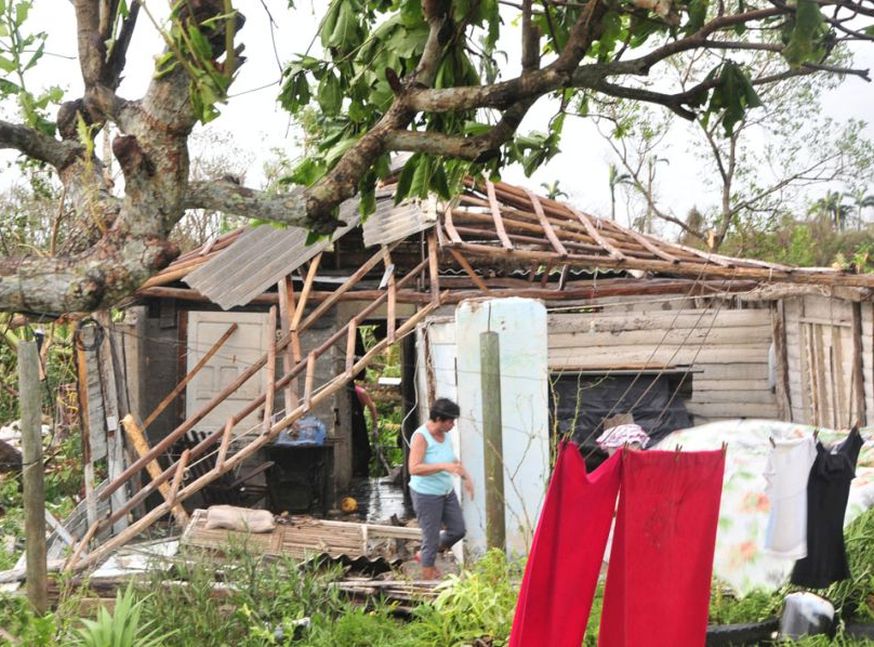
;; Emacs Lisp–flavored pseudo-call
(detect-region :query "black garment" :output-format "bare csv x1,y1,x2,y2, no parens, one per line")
791,427,864,588
349,384,372,477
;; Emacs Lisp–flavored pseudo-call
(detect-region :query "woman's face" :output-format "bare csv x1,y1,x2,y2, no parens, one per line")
437,418,456,434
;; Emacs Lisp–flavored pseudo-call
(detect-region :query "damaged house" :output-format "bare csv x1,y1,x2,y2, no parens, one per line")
59,175,874,567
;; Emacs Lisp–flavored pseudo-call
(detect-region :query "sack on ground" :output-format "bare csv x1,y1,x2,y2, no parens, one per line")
204,505,275,533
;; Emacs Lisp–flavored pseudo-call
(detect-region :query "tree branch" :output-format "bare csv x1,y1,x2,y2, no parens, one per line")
384,99,536,160
185,180,309,227
0,121,82,169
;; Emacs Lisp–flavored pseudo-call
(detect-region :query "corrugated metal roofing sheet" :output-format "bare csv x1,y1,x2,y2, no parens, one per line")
362,196,435,247
183,199,360,310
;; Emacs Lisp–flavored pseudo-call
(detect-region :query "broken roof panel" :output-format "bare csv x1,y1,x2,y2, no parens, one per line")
183,200,360,310
362,196,436,248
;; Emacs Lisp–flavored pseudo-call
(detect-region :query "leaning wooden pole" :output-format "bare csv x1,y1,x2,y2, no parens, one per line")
480,331,506,552
19,341,48,613
76,298,443,570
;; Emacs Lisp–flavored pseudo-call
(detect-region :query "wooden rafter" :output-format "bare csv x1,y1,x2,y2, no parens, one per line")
569,208,626,261
524,188,568,256
291,253,322,331
484,178,514,250
443,205,463,243
447,247,492,295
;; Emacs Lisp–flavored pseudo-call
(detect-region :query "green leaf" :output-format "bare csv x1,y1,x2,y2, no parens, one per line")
0,78,19,94
783,0,826,66
317,72,343,114
187,24,214,61
686,0,708,34
285,158,327,186
410,154,432,198
704,60,763,136
394,153,420,204
0,55,16,73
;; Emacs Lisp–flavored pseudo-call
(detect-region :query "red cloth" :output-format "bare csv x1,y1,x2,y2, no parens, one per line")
599,449,725,647
510,443,621,647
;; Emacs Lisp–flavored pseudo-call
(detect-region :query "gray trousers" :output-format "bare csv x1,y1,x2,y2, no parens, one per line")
410,489,466,567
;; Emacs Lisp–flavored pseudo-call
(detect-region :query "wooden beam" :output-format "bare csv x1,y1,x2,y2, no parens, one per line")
382,247,396,342
143,323,238,430
216,419,234,471
169,450,190,504
427,231,440,303
447,247,491,295
76,296,445,571
851,302,867,426
443,205,463,243
299,246,392,332
263,306,277,434
291,253,322,331
771,301,792,421
484,178,514,250
345,321,357,375
121,415,189,527
99,258,430,513
303,352,316,411
524,189,567,256
451,242,874,289
569,208,625,261
277,275,298,413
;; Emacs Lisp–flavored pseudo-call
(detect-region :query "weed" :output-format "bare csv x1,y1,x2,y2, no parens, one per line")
72,584,175,647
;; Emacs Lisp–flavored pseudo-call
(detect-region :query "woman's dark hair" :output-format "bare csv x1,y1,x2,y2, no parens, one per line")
429,398,460,421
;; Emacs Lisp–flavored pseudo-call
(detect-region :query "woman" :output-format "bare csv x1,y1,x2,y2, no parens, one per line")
408,398,474,580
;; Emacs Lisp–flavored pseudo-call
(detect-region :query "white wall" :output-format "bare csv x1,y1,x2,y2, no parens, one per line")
454,298,550,558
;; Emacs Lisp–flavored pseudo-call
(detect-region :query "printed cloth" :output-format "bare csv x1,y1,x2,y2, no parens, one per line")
509,443,621,647
659,419,874,595
596,424,650,450
598,449,725,647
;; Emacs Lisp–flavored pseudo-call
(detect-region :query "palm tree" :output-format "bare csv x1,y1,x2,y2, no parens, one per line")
540,180,568,201
849,188,874,229
809,190,854,231
607,163,633,222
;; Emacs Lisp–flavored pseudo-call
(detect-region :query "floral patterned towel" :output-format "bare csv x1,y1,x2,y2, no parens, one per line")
657,419,874,596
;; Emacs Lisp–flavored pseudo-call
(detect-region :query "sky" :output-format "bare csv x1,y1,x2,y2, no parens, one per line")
8,0,874,233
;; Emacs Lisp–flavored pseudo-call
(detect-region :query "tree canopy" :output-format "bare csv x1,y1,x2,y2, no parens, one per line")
0,0,872,316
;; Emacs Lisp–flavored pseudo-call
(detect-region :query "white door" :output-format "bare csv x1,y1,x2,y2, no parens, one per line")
186,311,272,434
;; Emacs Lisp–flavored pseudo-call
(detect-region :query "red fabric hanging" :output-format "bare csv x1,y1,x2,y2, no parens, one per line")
510,442,621,647
599,449,725,647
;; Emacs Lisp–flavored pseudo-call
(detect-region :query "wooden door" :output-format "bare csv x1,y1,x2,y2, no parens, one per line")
186,311,272,434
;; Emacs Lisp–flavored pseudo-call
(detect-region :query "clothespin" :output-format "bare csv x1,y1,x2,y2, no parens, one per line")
720,441,728,454
674,444,682,462
813,429,819,441
769,436,776,448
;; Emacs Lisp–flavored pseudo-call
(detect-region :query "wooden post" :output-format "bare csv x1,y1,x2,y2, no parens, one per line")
121,415,189,527
263,306,278,434
851,302,867,426
18,341,48,613
771,301,792,420
480,331,505,552
277,275,298,413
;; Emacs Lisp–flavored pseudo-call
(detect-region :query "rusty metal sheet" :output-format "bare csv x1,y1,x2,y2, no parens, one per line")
183,200,360,310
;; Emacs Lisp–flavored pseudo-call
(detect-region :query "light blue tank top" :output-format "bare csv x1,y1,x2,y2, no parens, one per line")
409,425,456,495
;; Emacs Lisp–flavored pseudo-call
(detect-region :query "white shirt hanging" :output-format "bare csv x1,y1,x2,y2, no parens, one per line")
763,436,817,558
